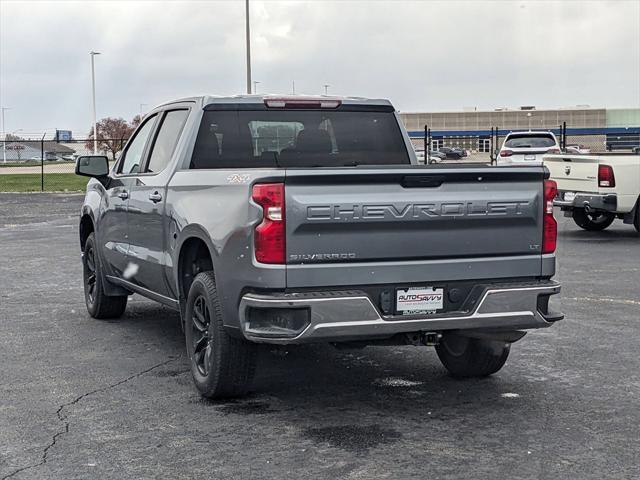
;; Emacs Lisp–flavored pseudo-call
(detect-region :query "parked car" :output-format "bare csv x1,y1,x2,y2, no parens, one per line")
429,150,447,160
437,147,464,159
497,131,561,165
76,94,562,398
414,148,444,164
565,144,591,155
545,152,640,231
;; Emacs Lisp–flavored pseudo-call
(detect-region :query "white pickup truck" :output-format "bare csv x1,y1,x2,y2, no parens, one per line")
544,153,640,232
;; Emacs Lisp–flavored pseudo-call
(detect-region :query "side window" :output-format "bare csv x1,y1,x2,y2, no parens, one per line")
119,115,156,175
145,110,189,173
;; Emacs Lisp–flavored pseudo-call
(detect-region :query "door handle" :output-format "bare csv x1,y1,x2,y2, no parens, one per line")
149,191,163,203
117,191,129,200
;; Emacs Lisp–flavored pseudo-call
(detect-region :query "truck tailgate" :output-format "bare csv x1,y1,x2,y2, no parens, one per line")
284,166,546,285
544,155,599,193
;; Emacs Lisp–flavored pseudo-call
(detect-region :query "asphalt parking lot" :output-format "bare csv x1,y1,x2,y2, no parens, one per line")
1,193,639,480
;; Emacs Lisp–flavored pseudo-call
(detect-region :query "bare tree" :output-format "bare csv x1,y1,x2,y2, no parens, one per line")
85,117,138,160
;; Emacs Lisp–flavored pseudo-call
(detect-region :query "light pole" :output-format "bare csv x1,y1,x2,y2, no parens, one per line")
323,84,330,95
253,81,260,94
90,51,101,154
1,106,10,164
245,0,252,94
140,103,148,116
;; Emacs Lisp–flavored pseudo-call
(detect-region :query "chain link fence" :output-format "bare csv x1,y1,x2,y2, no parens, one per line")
413,124,639,164
0,138,127,192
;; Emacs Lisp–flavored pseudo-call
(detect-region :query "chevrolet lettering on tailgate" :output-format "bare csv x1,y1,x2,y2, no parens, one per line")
306,201,532,221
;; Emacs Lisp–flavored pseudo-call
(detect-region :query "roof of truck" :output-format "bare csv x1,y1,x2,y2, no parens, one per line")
156,94,394,109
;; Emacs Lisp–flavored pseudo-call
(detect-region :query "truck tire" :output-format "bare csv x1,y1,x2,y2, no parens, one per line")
634,205,640,233
572,209,615,231
185,271,257,398
435,334,510,378
82,233,128,319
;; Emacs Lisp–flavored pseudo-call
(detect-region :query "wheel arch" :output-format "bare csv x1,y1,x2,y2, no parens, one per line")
80,209,130,297
175,225,219,314
79,208,95,251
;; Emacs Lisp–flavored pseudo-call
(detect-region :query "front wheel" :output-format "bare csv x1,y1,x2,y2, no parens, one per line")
572,209,615,231
435,334,510,378
184,271,257,398
83,233,127,319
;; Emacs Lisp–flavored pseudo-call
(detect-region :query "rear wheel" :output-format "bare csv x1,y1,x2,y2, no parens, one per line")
82,233,128,319
572,209,615,231
185,271,257,398
435,334,510,378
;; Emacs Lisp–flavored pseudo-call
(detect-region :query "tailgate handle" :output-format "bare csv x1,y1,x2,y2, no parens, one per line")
402,175,445,188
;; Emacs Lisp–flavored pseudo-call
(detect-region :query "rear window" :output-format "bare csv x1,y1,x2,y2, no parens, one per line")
190,109,410,168
504,134,556,148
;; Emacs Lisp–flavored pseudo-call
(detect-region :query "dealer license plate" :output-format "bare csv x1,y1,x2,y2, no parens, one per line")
396,287,444,315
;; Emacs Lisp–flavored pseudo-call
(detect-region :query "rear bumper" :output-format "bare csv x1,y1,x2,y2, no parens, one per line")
496,154,544,165
238,281,562,344
554,191,617,213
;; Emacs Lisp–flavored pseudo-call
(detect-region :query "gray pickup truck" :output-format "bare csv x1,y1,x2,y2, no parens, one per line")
76,95,562,398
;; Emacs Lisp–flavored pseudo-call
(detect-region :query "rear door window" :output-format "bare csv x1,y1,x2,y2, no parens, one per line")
145,109,189,173
504,134,556,148
190,109,410,168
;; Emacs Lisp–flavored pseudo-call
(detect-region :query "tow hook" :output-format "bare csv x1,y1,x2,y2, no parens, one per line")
421,332,442,346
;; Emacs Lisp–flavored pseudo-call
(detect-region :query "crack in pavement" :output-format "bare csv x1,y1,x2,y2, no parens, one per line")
2,357,178,480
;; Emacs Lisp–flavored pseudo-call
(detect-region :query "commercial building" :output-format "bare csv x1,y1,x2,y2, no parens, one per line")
2,140,75,161
399,107,640,153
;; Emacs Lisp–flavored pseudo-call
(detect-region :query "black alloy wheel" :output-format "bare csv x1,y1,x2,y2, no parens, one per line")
190,295,213,377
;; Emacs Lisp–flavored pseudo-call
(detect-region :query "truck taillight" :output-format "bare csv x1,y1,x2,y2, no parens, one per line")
500,150,513,157
598,165,615,187
543,180,557,254
252,183,285,264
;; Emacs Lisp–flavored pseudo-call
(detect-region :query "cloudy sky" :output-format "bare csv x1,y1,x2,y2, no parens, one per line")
1,0,639,138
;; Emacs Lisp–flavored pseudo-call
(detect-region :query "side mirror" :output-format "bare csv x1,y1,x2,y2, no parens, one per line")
75,155,109,178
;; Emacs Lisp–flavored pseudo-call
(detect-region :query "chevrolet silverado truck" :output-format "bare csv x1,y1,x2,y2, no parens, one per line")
76,95,562,398
544,153,640,231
